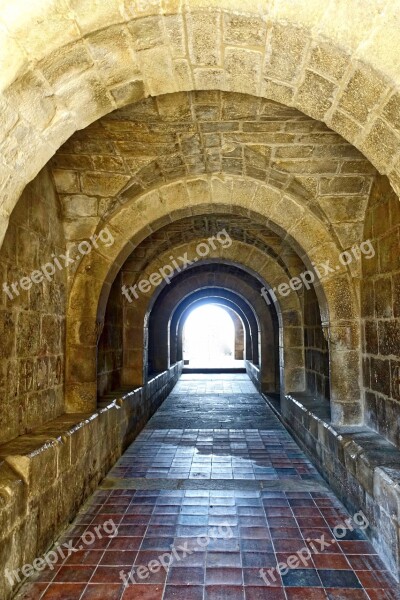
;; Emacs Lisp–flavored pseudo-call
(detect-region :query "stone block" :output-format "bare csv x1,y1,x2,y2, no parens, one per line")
80,172,130,197
63,217,99,241
164,15,186,58
137,46,177,95
319,176,365,195
318,195,368,223
360,119,400,173
194,67,225,89
382,92,400,132
296,71,336,121
374,277,393,319
224,13,266,47
225,47,263,95
62,195,98,218
52,169,80,194
187,11,221,67
378,321,400,356
4,70,56,131
128,16,163,51
39,41,93,87
262,79,295,106
338,66,386,124
87,25,139,87
110,79,145,108
251,183,281,216
308,42,349,81
267,24,308,83
379,231,400,273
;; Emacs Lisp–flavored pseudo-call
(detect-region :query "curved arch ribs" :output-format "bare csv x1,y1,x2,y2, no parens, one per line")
1,0,400,240
66,176,360,425
1,1,398,426
2,4,400,593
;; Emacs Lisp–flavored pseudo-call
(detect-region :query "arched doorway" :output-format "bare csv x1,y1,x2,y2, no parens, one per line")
182,304,243,369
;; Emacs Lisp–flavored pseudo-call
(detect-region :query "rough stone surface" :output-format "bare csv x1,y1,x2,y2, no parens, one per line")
0,168,66,445
0,3,400,594
50,91,375,252
0,364,181,599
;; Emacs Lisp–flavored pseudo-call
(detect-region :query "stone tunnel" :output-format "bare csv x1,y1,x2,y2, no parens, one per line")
0,1,400,598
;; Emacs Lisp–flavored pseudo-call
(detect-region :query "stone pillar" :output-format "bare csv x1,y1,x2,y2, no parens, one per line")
224,308,245,360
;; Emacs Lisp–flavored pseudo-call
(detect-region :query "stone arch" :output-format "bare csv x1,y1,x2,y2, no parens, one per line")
1,1,400,245
171,291,258,366
66,175,359,424
176,299,247,363
169,289,277,392
120,233,300,390
147,272,281,394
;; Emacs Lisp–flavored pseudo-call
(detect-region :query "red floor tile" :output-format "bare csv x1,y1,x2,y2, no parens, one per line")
64,550,104,566
347,555,387,570
80,584,123,599
41,584,87,599
90,566,127,584
356,570,395,589
100,551,137,566
107,537,141,551
122,584,164,599
245,587,285,599
366,590,400,600
54,566,94,583
312,554,351,570
339,541,376,554
326,590,369,599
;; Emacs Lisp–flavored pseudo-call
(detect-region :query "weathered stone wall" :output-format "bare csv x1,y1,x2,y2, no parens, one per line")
97,273,124,397
2,0,400,246
0,168,66,445
362,175,400,446
278,393,400,579
0,363,182,600
304,286,330,399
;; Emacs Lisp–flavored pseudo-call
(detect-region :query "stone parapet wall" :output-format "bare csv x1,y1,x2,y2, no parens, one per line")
0,362,182,599
275,393,400,581
245,360,261,391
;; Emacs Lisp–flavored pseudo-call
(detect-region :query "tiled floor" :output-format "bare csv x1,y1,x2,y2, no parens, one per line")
109,430,320,480
16,375,400,600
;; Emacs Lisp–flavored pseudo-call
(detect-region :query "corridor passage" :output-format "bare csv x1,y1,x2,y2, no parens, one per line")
17,375,399,600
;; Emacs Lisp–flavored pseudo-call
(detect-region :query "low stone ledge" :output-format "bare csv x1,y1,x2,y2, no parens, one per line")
245,360,260,390
270,393,400,580
0,362,182,599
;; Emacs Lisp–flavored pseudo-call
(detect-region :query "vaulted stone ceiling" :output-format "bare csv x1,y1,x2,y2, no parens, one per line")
50,91,377,250
122,213,303,282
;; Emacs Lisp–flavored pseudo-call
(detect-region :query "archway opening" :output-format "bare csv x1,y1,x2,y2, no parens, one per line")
182,304,243,370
